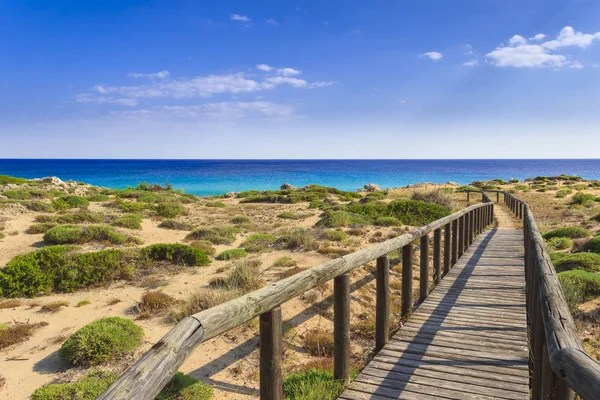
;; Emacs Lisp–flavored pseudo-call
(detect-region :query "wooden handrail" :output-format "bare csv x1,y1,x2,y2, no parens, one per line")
499,191,600,400
99,195,495,400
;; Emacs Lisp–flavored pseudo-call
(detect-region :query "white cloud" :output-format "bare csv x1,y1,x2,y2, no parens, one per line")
508,35,528,46
530,33,546,41
263,76,308,88
230,14,251,22
276,67,302,76
485,26,600,68
463,59,479,67
266,18,279,25
256,64,273,72
128,70,170,79
422,51,443,61
76,94,138,107
464,44,474,55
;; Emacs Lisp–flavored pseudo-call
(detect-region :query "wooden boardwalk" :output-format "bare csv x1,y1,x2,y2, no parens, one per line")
340,227,529,400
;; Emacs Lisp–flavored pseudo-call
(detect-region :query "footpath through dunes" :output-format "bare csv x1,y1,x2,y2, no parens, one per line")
340,205,529,400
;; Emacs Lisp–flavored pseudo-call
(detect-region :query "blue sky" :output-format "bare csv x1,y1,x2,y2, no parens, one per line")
1,0,600,158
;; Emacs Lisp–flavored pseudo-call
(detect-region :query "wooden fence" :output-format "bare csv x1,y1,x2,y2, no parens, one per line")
502,191,600,400
98,192,495,399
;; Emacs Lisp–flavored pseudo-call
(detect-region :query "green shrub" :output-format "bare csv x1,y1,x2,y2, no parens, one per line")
551,252,600,272
205,201,226,208
0,232,4,240
216,249,248,260
27,223,58,234
317,211,368,228
0,175,28,185
23,201,55,212
514,185,528,191
158,219,194,230
117,200,149,213
156,372,214,400
308,199,322,209
231,215,251,224
283,369,354,400
43,225,139,245
0,246,135,297
411,190,453,209
278,229,319,251
374,216,401,226
87,193,110,202
2,189,31,200
156,202,185,218
556,188,573,198
278,211,299,219
241,233,278,252
112,214,143,229
456,185,478,192
324,230,347,242
558,270,600,312
365,192,387,201
239,185,359,204
591,213,600,223
546,237,573,251
31,370,117,400
59,317,143,366
35,211,104,224
571,192,597,205
209,260,263,292
542,226,591,240
583,236,600,253
190,240,216,256
186,226,239,245
52,196,89,210
145,244,210,266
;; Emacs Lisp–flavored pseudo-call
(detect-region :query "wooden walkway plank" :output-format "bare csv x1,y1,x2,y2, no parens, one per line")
340,228,529,399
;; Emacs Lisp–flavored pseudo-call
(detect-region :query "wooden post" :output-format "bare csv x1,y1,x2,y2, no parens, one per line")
375,255,389,351
496,191,499,203
458,216,464,258
433,228,442,284
467,191,470,202
475,208,480,235
260,307,283,400
451,219,458,266
401,244,413,317
443,223,451,276
334,273,350,383
419,235,429,302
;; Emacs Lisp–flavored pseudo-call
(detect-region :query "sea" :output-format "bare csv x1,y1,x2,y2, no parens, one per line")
1,159,599,197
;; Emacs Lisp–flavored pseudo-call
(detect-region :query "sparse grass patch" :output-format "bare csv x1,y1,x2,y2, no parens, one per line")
546,237,573,251
31,370,117,400
59,317,143,366
43,225,141,245
231,215,251,224
35,211,105,224
205,201,226,208
323,229,347,242
411,189,454,209
273,256,297,268
0,299,21,309
304,329,335,357
106,298,121,305
374,216,401,226
209,260,264,292
583,236,600,253
0,321,48,350
27,222,58,234
279,267,306,279
169,289,241,322
278,229,319,251
52,196,89,210
88,193,110,202
318,246,353,257
186,226,239,245
76,300,91,307
543,226,592,240
138,291,176,318
112,213,143,230
242,233,278,252
216,248,248,260
158,219,194,230
278,211,299,219
0,175,28,185
156,202,186,218
558,270,600,312
317,211,368,228
156,372,214,400
23,201,55,212
40,301,69,313
2,189,31,200
283,369,353,400
190,240,216,256
145,244,210,266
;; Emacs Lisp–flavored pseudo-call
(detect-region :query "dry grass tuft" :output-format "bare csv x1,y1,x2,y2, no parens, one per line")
0,299,21,309
0,321,49,350
169,289,241,322
209,260,264,292
40,301,69,313
137,291,176,319
304,329,335,357
106,298,122,306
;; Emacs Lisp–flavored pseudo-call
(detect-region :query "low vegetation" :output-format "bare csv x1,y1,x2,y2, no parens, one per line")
205,201,226,208
40,301,69,313
216,248,248,260
558,270,600,312
304,329,335,357
186,226,239,245
278,229,320,251
158,219,194,230
283,369,351,400
145,243,211,266
546,237,573,251
190,240,216,256
583,236,600,253
542,226,592,240
35,211,105,224
43,225,142,245
138,291,176,318
0,321,48,350
242,233,278,252
112,213,143,229
52,195,89,210
169,289,240,322
238,184,361,204
156,202,186,218
59,317,143,366
411,189,454,209
231,215,251,224
323,229,347,242
209,260,264,292
551,252,600,273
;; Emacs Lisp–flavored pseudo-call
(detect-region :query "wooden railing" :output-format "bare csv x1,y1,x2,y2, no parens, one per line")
98,193,495,400
502,191,600,400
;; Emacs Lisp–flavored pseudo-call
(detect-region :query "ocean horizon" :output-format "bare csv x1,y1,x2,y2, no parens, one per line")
1,158,599,196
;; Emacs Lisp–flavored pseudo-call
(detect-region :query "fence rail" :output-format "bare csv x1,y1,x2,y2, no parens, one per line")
99,192,495,400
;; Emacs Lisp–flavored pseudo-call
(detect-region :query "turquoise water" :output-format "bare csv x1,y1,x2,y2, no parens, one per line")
1,159,599,196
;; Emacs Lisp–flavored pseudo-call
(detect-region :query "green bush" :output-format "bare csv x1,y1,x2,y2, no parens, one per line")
145,244,210,266
317,211,368,228
190,240,216,256
0,175,28,185
158,219,194,230
278,229,319,251
551,252,600,272
231,215,251,224
374,216,401,226
43,225,138,245
35,211,104,224
0,246,135,296
556,188,573,198
205,201,226,208
542,226,591,240
23,201,55,212
112,214,143,229
456,185,478,192
411,190,453,209
0,232,4,240
27,222,58,234
156,202,185,218
283,369,354,400
558,270,600,312
571,192,597,205
239,185,359,204
156,372,214,400
216,249,248,260
87,194,110,202
2,189,31,200
59,317,143,366
278,211,299,219
324,230,347,242
583,236,600,253
31,370,117,400
117,200,149,213
241,233,278,252
546,237,573,251
52,196,90,210
591,213,600,223
186,226,239,245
